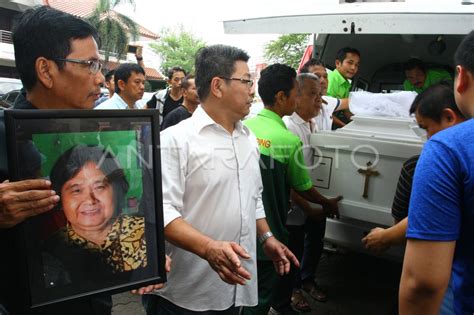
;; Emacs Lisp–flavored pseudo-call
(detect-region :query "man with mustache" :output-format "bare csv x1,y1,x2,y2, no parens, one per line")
403,58,452,94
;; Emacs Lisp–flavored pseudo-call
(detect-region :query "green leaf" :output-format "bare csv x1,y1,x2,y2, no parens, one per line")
149,25,207,76
264,34,309,69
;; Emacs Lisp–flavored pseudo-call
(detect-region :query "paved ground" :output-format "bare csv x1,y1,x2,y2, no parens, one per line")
112,250,402,315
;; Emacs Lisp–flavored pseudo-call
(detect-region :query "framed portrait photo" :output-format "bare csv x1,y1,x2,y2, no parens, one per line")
4,109,165,309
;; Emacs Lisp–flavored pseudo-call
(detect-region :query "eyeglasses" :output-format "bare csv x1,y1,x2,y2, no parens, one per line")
55,58,103,74
219,77,254,88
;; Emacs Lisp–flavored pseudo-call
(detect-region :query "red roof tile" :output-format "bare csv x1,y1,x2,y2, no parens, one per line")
44,0,158,40
104,61,164,80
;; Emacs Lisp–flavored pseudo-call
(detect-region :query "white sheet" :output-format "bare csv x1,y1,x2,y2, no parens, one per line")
349,91,418,118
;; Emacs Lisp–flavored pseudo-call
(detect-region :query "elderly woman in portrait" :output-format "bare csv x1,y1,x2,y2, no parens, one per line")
42,145,147,289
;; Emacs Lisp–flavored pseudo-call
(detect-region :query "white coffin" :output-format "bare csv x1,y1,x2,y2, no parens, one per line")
310,115,423,256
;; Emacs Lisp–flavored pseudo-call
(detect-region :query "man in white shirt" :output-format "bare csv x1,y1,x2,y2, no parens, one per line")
300,59,349,131
143,45,298,315
95,63,145,109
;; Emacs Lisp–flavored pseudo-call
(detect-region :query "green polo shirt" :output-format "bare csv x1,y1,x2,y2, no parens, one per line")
327,69,351,98
244,108,313,261
403,68,452,93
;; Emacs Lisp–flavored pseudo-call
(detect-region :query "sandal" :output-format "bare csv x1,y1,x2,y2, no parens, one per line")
302,281,328,302
291,289,311,312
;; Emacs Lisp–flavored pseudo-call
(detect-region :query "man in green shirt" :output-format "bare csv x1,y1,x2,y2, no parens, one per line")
327,47,361,129
403,58,453,93
242,63,342,315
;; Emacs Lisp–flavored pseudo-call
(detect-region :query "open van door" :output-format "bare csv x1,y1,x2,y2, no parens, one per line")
223,1,474,258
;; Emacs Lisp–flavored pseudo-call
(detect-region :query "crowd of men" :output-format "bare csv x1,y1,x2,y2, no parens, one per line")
0,5,473,315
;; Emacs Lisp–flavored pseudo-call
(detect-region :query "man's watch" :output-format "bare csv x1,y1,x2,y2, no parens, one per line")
258,231,273,245
136,56,143,61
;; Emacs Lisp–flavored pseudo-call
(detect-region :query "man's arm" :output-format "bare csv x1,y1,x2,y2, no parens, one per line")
296,187,342,219
334,98,349,112
290,189,325,222
362,218,407,254
286,141,342,218
135,46,145,70
0,179,59,228
256,218,299,275
331,116,346,128
399,239,455,315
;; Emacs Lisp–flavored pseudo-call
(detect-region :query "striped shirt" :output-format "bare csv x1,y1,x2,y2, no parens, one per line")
391,155,420,221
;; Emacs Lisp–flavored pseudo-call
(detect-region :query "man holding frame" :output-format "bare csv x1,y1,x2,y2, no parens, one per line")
0,6,163,315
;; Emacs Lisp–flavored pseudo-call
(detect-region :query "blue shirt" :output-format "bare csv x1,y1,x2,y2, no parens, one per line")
407,118,474,315
95,93,139,109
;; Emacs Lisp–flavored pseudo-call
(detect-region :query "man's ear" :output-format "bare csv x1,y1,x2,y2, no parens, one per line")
335,59,342,69
441,108,457,125
35,57,55,89
117,79,126,92
209,77,224,98
441,107,468,127
275,90,286,105
455,65,469,94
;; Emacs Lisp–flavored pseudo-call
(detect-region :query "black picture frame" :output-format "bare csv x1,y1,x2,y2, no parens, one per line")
4,109,165,309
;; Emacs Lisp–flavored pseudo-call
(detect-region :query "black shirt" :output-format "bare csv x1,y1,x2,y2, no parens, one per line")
160,105,192,131
162,94,183,119
391,155,420,221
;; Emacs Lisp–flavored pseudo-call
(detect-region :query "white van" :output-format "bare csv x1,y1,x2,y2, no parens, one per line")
224,1,474,258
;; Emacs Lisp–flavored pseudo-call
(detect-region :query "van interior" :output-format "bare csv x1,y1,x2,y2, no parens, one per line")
315,33,465,93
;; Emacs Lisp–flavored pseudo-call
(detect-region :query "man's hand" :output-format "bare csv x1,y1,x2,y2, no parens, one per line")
362,227,390,254
0,179,59,229
135,46,143,59
204,240,251,285
262,236,299,275
131,255,172,295
322,195,342,219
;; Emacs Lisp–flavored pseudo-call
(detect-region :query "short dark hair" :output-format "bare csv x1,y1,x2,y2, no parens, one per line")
409,82,464,122
167,66,186,80
114,63,145,94
50,145,129,216
336,47,360,62
181,74,195,90
105,69,115,82
403,58,426,73
300,59,325,74
454,31,474,74
258,63,297,106
12,6,99,91
195,44,250,101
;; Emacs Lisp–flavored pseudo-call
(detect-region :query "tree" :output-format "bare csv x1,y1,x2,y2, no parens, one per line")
149,26,206,76
87,0,139,62
264,34,309,69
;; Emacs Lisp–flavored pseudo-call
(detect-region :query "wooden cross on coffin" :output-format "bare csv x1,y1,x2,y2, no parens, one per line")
358,161,379,199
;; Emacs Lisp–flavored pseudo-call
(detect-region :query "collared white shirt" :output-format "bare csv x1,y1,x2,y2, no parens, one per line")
94,93,138,109
156,106,265,311
284,112,316,167
314,96,340,131
284,112,316,226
